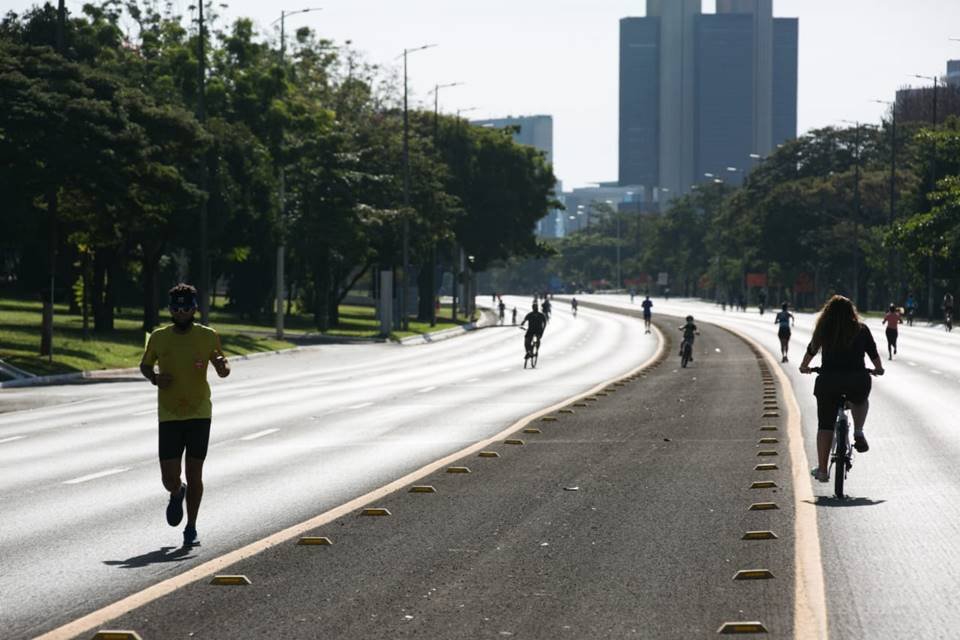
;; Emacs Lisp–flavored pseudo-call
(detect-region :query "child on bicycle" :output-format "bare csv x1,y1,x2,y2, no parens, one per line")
799,295,884,483
678,315,699,361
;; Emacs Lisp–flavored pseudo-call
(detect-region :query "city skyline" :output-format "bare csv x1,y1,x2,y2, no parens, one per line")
6,0,960,189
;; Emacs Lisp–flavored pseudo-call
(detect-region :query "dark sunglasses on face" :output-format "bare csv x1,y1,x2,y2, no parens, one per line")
170,305,196,313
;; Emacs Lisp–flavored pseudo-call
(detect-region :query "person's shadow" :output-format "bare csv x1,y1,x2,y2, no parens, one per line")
808,496,887,508
104,546,197,569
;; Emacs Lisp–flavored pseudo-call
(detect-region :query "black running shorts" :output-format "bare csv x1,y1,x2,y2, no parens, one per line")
778,327,791,340
885,327,898,346
158,418,212,461
813,372,871,432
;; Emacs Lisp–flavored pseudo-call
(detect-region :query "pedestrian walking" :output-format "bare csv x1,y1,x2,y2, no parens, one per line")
139,283,231,546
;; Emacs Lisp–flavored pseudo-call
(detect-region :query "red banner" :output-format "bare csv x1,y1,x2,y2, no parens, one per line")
794,272,814,293
746,273,768,288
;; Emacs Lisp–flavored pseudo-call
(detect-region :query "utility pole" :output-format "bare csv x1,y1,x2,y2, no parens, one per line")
914,74,938,319
874,98,899,301
428,82,462,326
197,0,210,324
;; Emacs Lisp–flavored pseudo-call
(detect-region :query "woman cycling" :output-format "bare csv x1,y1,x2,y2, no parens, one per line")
881,303,902,360
799,295,884,483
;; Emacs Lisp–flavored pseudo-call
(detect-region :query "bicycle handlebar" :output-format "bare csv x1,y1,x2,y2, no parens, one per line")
806,367,882,376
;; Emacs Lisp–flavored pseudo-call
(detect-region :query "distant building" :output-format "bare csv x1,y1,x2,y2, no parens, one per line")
619,0,798,197
895,60,960,125
948,60,960,88
473,115,561,237
561,184,654,236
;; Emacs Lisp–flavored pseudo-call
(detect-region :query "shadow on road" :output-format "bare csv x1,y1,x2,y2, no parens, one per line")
104,546,196,569
807,496,887,508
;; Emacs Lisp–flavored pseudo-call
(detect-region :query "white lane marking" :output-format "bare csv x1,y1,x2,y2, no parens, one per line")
132,409,155,416
465,378,481,383
931,369,943,375
500,368,512,372
240,428,280,441
63,467,131,485
417,386,437,393
0,435,26,445
348,402,374,410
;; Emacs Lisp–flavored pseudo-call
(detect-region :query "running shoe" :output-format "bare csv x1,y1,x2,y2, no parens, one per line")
854,433,870,453
183,524,199,546
166,483,187,527
810,467,829,483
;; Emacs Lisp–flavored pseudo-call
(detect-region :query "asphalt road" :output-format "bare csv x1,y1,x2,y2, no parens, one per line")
578,294,960,640
96,317,796,639
0,297,658,639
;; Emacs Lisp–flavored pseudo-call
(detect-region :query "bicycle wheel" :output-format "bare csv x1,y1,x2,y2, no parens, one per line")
681,343,690,368
531,341,539,368
834,426,847,500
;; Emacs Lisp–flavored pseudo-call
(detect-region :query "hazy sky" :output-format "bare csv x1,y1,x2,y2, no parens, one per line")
6,0,960,188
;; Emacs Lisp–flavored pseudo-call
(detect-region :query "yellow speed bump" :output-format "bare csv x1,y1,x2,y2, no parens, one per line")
596,392,609,396
297,536,333,545
762,411,780,418
210,575,251,585
504,439,525,445
754,463,778,471
742,530,779,540
718,621,768,634
756,450,778,457
478,451,500,458
409,485,437,493
523,428,542,434
758,438,779,444
93,633,144,640
733,569,775,580
585,397,598,402
573,403,588,407
750,481,778,489
749,502,779,511
559,409,575,414
541,416,558,422
361,508,392,516
759,426,778,431
446,466,471,474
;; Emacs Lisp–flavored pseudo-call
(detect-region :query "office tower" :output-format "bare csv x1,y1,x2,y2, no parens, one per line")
619,0,797,195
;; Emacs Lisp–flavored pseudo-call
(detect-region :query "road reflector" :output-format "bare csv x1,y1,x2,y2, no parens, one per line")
478,451,500,458
758,438,779,444
585,397,598,402
742,531,778,540
749,502,779,511
596,392,609,396
524,428,542,434
541,416,558,422
93,632,144,640
409,485,436,493
446,466,471,474
750,481,778,489
754,463,778,471
762,412,780,418
756,450,778,457
717,621,768,634
297,536,333,545
733,569,775,580
505,439,525,445
210,575,251,585
760,426,778,431
559,409,575,414
574,402,588,407
361,508,392,516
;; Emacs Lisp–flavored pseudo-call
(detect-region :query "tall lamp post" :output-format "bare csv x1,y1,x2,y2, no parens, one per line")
399,44,438,330
271,7,322,339
449,106,476,322
913,73,939,319
840,119,863,307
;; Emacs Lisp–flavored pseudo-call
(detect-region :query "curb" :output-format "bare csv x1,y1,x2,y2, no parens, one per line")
397,308,497,345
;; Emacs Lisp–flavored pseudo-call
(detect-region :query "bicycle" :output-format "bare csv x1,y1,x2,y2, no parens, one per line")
680,337,693,368
809,367,878,500
524,333,541,369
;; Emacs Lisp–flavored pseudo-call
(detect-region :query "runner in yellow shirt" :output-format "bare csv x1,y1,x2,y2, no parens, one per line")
140,283,230,546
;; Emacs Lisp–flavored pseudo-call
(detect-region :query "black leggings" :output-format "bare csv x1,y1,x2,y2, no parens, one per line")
813,372,871,432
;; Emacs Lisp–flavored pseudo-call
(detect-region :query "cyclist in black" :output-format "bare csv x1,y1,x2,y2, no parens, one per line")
678,315,699,361
542,298,552,321
800,295,884,483
520,302,547,362
498,299,506,325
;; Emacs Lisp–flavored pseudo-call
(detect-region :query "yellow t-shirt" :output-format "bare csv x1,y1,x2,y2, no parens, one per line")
141,323,222,422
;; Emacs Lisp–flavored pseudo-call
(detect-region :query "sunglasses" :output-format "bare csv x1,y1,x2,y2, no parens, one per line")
169,305,196,313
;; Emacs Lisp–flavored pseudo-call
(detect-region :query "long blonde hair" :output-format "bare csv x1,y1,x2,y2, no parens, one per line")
811,295,861,353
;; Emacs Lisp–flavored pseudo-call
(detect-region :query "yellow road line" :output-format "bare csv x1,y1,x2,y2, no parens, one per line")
38,321,667,640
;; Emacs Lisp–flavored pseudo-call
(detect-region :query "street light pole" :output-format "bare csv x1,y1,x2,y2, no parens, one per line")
400,44,437,331
271,8,322,339
841,119,862,306
874,98,899,300
914,73,939,319
197,0,210,324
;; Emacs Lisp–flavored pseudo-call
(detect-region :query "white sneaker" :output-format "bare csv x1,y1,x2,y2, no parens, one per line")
810,467,829,483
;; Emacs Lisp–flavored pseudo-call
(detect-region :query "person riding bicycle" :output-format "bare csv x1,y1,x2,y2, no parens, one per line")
904,293,916,326
571,297,579,316
882,303,902,360
641,295,653,334
678,315,699,361
498,299,506,324
943,292,954,329
799,295,884,483
774,303,795,362
520,302,547,362
542,298,552,320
